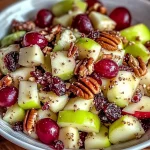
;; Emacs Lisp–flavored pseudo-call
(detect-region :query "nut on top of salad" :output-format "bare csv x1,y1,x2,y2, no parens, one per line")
0,0,150,149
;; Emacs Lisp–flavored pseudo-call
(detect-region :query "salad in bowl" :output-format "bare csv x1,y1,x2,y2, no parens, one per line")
0,0,150,149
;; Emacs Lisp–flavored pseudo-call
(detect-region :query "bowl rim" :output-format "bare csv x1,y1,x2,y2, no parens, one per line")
0,0,150,150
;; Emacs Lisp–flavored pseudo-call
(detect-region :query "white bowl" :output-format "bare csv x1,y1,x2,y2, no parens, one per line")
0,0,150,149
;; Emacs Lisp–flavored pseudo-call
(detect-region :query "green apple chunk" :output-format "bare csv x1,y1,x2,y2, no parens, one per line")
10,67,35,87
3,103,25,124
64,97,93,111
107,71,140,107
90,105,99,115
140,63,150,96
53,10,82,27
76,37,101,61
50,51,76,80
89,12,116,31
51,0,87,17
1,31,26,47
41,54,52,73
58,127,79,149
57,110,101,133
85,125,111,149
125,42,150,63
0,44,20,74
18,81,41,109
53,29,76,52
37,109,57,121
109,115,145,144
101,78,110,97
121,24,150,44
39,91,68,113
99,49,125,65
18,45,44,67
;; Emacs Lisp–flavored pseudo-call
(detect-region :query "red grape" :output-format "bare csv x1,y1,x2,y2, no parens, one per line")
72,14,93,35
35,9,53,28
36,118,59,144
109,7,131,31
23,32,48,49
0,86,18,107
94,59,119,79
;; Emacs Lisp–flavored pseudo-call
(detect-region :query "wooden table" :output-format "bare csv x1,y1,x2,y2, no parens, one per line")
0,0,150,150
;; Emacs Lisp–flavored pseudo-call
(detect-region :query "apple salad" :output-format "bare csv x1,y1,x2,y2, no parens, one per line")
0,0,150,149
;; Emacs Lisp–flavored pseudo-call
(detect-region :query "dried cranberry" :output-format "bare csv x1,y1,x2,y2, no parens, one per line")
123,53,130,63
88,30,101,40
94,93,108,111
51,140,64,150
31,71,66,96
90,72,102,85
52,76,66,96
42,102,50,110
79,132,87,149
72,14,93,35
4,51,19,72
140,119,150,132
98,110,112,124
12,121,23,131
131,91,142,103
94,59,119,79
104,103,121,122
119,65,133,72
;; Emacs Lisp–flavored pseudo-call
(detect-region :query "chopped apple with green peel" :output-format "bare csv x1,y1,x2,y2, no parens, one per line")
37,109,57,121
53,29,76,52
50,51,76,80
57,110,100,133
64,97,93,111
41,54,52,73
109,115,145,144
51,0,87,17
121,24,150,44
58,127,79,149
101,78,110,97
39,91,68,113
107,71,140,107
140,64,150,96
76,37,101,61
85,125,111,149
99,49,125,65
90,105,99,115
18,81,41,109
89,12,116,31
1,31,26,47
0,44,20,74
3,103,25,124
10,67,35,87
122,96,150,118
18,45,44,67
53,10,82,27
125,42,150,63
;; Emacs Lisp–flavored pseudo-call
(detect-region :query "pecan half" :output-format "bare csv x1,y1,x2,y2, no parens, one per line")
74,58,94,77
69,77,100,99
96,31,121,51
127,55,147,77
67,42,79,58
145,41,150,51
0,75,12,89
42,46,52,55
12,19,35,32
23,109,37,134
45,25,62,42
88,3,107,14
